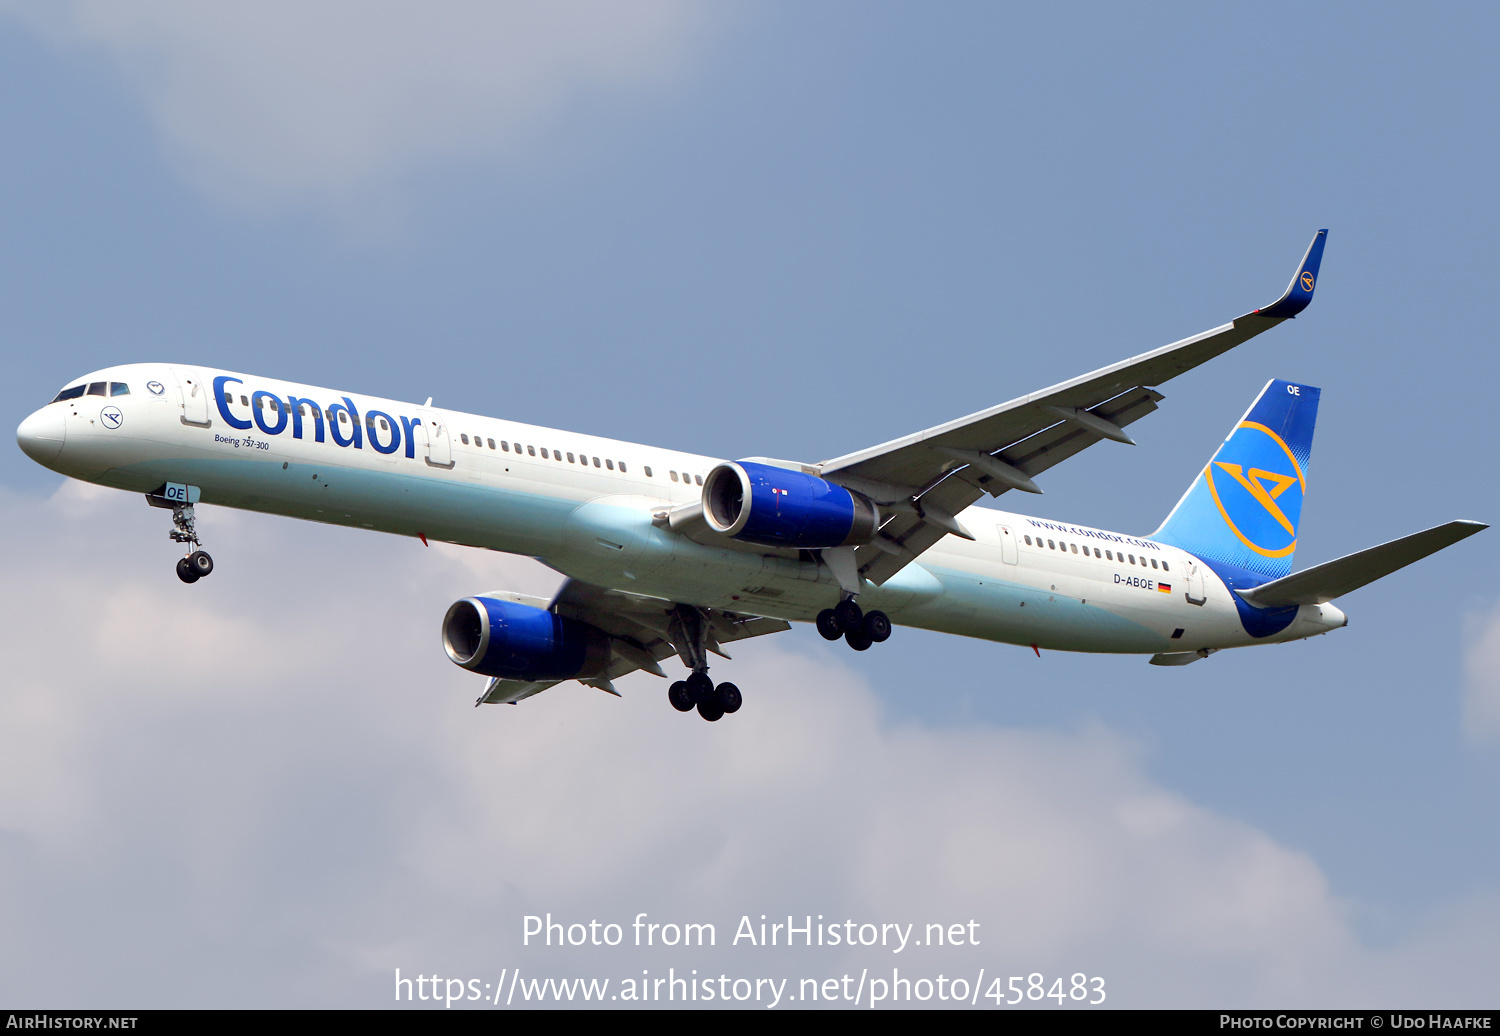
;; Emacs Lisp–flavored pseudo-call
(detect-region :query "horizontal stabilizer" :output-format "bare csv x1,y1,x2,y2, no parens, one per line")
1236,520,1487,608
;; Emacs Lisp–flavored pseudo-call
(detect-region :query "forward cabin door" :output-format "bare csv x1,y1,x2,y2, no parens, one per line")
419,406,454,468
171,367,212,427
997,525,1019,564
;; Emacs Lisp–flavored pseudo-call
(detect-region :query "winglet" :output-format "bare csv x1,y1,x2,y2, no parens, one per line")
1256,230,1327,319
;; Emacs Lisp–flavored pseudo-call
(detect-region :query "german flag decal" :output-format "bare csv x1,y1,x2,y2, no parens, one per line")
1158,583,1172,593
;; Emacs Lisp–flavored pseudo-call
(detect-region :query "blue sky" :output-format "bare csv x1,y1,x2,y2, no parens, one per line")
1,1,1497,1007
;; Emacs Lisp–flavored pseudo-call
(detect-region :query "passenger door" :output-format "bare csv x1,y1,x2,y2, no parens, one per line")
170,367,212,427
1184,558,1207,605
419,407,454,468
996,525,1019,564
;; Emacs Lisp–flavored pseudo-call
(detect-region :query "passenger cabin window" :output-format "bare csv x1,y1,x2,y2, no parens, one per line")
618,462,627,473
670,471,679,482
1162,561,1169,572
461,434,469,444
1024,535,1032,545
593,457,601,468
1070,544,1078,553
1048,539,1055,549
605,459,614,471
487,439,495,449
51,385,86,403
694,474,703,485
87,382,106,396
501,441,509,451
567,452,575,463
1094,547,1101,558
644,466,652,477
1150,558,1158,569
527,446,536,456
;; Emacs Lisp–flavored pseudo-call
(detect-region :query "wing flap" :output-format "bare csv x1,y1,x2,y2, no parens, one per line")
1236,520,1487,608
478,677,559,705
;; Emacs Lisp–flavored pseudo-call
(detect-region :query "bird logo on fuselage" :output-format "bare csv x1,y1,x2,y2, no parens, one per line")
1204,421,1305,558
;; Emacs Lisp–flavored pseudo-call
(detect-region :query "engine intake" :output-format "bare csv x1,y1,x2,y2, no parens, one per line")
442,596,608,681
702,461,879,549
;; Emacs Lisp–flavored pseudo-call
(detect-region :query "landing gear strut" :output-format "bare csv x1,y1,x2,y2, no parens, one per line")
816,596,891,652
665,604,744,722
147,485,215,584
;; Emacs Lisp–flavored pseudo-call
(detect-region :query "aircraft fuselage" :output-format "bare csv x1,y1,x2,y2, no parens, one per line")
17,362,1347,659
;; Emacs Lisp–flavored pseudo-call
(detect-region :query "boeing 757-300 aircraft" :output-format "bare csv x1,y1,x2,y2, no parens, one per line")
15,231,1487,720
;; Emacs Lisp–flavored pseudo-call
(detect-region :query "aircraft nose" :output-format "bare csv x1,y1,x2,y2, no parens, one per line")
16,407,65,465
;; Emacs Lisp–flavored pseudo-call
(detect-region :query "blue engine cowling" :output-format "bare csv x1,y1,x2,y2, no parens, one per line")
702,461,879,549
442,596,609,680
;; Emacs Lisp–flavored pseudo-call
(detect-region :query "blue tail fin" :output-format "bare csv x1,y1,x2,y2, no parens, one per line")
1152,379,1320,582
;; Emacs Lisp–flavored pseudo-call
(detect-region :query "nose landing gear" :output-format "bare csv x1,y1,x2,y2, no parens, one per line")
146,484,215,584
816,597,892,652
175,550,214,584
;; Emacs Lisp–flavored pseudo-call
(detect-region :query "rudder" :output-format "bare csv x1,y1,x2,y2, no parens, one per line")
1152,379,1320,582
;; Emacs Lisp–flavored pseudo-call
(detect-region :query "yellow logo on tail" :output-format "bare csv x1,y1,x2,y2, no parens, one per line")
1212,463,1298,536
1204,421,1306,559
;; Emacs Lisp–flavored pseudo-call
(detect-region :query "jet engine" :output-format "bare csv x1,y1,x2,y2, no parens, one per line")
442,596,609,681
702,461,879,549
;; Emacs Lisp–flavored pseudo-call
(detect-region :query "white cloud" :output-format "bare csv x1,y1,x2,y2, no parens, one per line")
1462,602,1500,743
0,483,1496,1007
2,1,716,216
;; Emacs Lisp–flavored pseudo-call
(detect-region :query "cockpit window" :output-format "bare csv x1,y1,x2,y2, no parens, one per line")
51,385,86,403
87,382,107,396
110,382,130,397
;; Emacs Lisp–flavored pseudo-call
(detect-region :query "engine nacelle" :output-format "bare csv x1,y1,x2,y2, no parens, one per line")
702,461,879,549
442,596,609,681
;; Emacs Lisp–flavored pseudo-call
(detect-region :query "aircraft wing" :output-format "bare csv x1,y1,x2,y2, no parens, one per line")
819,230,1328,586
1235,520,1487,608
477,580,791,705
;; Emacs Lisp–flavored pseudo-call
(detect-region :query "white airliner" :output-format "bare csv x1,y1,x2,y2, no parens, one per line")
15,231,1485,720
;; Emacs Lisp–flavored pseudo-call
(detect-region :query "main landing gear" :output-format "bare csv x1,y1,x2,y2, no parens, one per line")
816,597,891,652
146,485,215,585
668,672,742,723
665,604,743,723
